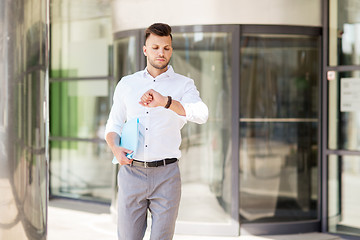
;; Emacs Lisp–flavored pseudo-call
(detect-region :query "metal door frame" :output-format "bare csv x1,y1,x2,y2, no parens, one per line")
321,0,360,238
239,25,323,235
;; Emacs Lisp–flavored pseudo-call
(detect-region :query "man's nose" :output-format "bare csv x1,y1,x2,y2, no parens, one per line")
158,49,164,57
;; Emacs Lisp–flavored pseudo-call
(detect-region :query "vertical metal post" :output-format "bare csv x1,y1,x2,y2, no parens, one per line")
321,0,329,233
231,24,241,235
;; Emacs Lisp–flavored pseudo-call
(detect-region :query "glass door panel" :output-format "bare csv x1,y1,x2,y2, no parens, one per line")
239,34,320,223
329,0,360,66
50,140,113,200
328,71,360,151
171,31,237,235
328,155,360,237
49,79,113,201
49,2,113,202
326,70,360,237
114,36,138,82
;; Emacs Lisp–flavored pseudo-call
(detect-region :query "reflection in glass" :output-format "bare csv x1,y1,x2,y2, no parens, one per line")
171,32,233,224
328,71,360,151
240,34,319,223
50,141,113,201
0,0,48,237
50,2,112,78
49,0,113,203
329,0,360,66
50,80,110,140
49,79,112,202
328,155,360,237
114,36,137,82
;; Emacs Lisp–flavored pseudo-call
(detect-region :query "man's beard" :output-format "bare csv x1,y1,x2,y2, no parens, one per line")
148,57,170,70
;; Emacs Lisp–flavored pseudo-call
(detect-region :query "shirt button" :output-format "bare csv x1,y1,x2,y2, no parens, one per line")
153,80,155,82
146,111,149,114
146,128,148,130
145,145,148,147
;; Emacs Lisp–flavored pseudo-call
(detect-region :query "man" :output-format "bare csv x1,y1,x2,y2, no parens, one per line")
105,23,208,240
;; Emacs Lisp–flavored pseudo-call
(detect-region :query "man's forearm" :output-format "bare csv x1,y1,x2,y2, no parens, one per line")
167,99,186,116
105,132,120,150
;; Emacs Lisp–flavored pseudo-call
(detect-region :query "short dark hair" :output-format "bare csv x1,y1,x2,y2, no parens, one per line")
145,23,172,43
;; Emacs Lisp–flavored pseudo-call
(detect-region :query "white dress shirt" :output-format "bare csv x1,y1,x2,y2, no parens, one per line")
105,66,208,162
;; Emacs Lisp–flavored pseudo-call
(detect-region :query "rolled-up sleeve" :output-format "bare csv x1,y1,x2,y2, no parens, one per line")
180,80,208,124
104,81,126,139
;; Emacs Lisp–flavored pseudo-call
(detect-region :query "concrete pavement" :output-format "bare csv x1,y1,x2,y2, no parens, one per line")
48,199,344,240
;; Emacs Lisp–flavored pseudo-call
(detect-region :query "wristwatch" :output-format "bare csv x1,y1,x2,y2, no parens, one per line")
165,96,172,109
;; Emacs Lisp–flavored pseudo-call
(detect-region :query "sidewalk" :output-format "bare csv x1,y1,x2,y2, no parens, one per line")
48,199,343,240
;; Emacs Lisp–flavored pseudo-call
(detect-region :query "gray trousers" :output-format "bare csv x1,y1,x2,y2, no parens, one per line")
117,161,181,240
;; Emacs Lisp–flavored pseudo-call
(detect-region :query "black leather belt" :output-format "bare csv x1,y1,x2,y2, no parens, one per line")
131,158,178,168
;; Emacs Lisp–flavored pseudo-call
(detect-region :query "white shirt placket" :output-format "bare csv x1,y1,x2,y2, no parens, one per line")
144,107,151,159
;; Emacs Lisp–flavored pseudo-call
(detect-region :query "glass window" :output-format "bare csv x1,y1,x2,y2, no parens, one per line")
328,155,360,237
329,0,360,66
49,79,112,202
114,36,137,82
171,32,233,225
50,140,114,201
49,0,114,204
328,71,360,151
239,34,320,223
51,8,112,78
25,0,46,68
50,80,110,139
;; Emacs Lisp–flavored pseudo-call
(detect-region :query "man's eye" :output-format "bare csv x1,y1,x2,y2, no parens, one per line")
152,47,158,50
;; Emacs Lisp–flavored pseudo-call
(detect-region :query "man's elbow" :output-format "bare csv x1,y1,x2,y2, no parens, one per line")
195,105,209,124
184,102,209,124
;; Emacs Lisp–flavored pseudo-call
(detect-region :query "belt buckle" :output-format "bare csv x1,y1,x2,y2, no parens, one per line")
144,162,148,168
163,159,166,166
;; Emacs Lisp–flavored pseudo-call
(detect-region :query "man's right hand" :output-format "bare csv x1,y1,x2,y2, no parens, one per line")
105,132,134,165
112,146,133,165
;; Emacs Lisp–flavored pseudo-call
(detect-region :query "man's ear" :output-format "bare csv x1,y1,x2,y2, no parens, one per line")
143,45,147,56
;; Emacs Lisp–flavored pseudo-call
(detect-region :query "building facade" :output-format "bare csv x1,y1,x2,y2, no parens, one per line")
1,0,360,239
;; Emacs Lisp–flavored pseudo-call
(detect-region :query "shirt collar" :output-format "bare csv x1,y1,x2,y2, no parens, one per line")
143,65,174,80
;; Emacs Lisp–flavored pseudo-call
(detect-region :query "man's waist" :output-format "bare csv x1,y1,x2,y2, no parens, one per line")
133,150,181,161
131,158,178,168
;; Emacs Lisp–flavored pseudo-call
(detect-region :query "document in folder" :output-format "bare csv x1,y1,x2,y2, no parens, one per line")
112,118,139,164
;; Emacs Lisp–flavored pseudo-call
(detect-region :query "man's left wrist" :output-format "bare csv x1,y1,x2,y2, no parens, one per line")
164,96,172,109
162,96,168,107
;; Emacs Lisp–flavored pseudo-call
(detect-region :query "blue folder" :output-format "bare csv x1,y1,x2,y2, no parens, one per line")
112,118,139,164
